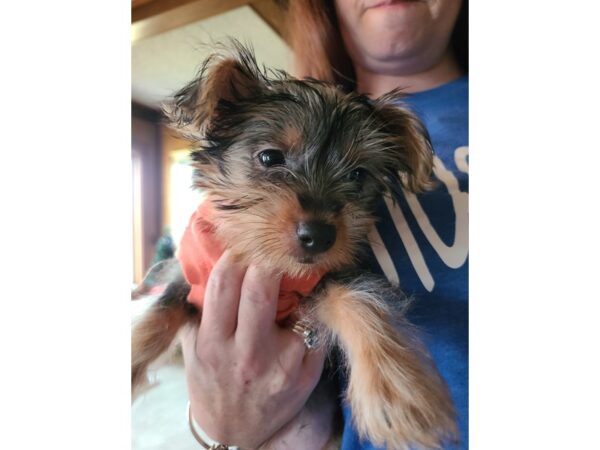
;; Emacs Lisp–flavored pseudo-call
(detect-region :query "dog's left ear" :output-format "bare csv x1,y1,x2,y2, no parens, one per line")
372,89,435,194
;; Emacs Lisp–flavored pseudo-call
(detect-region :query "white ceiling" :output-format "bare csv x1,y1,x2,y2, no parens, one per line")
132,5,291,110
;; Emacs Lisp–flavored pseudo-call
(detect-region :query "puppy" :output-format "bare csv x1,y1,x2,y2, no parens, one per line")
132,42,457,450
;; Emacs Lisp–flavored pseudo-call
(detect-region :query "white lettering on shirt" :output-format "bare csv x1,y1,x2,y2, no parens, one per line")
369,147,469,292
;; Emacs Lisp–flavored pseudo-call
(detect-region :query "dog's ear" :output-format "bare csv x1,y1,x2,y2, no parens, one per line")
372,89,435,194
163,46,265,139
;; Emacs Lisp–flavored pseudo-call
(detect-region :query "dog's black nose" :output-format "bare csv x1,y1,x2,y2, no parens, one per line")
296,221,336,254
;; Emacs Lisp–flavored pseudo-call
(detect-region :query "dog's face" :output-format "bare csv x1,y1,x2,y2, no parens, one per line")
165,45,433,277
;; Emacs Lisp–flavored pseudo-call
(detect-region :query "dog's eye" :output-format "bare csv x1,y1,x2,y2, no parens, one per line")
346,168,367,183
258,149,286,167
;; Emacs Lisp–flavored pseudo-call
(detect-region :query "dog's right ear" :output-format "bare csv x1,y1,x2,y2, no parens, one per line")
163,48,266,139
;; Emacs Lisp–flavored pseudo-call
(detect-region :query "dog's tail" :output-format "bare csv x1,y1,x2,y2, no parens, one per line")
131,276,197,395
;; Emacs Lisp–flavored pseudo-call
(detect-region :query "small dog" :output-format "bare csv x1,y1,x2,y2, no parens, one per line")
132,42,457,449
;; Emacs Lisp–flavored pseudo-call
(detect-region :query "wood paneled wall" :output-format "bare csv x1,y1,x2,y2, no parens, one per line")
132,104,163,283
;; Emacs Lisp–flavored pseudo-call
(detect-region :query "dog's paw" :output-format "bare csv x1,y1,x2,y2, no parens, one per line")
346,330,457,450
315,281,458,449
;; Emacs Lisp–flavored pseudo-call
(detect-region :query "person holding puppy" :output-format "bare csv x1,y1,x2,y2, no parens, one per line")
181,0,468,449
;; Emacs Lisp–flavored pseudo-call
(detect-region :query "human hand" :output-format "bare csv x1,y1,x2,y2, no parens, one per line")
180,250,327,449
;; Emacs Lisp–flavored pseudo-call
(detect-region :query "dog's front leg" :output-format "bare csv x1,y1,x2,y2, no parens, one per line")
311,276,457,450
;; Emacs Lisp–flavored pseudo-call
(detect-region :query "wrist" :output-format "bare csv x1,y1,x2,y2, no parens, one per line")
188,401,240,450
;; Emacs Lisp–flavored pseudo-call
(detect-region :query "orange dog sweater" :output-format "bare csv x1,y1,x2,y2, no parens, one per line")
178,202,324,322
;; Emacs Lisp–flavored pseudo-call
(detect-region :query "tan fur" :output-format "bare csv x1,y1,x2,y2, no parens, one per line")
131,298,191,396
316,283,457,449
210,188,373,279
282,124,302,151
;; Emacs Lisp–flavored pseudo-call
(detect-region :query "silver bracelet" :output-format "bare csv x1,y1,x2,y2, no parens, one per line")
187,401,238,450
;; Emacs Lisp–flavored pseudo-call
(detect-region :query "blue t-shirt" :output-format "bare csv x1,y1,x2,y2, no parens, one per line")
340,76,469,450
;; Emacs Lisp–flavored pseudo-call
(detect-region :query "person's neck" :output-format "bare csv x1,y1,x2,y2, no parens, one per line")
356,51,463,98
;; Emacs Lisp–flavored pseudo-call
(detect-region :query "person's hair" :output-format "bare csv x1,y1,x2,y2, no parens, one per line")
281,0,468,91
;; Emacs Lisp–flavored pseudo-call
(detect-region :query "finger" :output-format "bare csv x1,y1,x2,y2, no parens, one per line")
235,264,282,345
270,325,324,377
179,322,199,364
200,250,247,338
261,327,307,377
299,346,327,389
